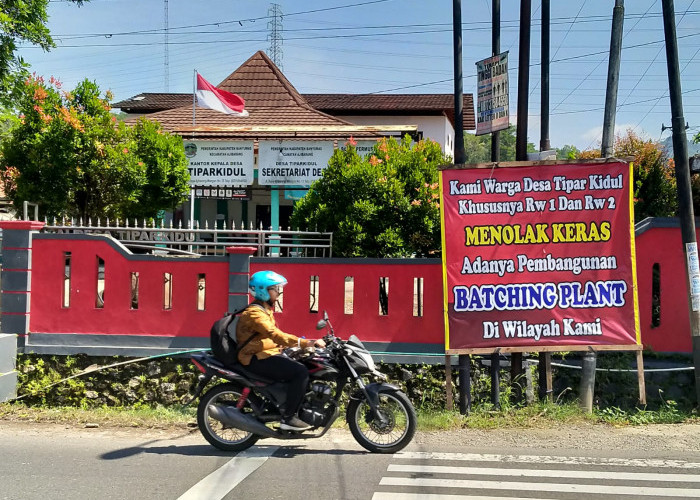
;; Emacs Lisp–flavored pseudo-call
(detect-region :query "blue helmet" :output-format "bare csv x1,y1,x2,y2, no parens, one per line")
249,270,287,301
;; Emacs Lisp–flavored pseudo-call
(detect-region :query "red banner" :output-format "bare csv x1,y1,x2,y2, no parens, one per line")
440,161,640,350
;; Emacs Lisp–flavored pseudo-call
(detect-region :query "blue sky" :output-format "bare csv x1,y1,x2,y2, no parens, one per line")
17,0,700,151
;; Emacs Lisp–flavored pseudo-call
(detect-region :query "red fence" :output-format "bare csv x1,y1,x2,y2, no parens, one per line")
250,260,443,345
1,218,697,356
30,236,229,338
634,220,693,353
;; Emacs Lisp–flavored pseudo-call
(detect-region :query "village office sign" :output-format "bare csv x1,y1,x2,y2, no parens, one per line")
183,140,336,187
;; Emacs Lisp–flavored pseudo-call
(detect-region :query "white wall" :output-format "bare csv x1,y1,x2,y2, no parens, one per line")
335,114,454,159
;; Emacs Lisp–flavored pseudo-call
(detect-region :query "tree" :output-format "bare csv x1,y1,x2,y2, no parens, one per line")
0,74,190,220
291,136,448,257
578,130,677,220
0,0,85,99
556,144,580,159
463,126,536,163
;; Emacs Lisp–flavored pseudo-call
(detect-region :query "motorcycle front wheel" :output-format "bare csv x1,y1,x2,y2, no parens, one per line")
347,388,416,453
197,383,260,452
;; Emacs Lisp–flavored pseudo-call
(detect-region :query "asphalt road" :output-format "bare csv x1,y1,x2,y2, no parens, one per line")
1,421,699,500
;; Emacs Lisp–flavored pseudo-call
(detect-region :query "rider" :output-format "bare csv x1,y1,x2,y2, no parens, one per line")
236,270,326,432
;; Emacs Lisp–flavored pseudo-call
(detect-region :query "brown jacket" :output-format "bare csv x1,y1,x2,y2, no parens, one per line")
235,301,314,365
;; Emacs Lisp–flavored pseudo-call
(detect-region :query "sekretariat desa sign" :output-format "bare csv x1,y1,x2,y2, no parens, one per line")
439,160,640,351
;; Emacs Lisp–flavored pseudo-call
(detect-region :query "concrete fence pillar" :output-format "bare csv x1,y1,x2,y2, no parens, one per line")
226,246,258,312
0,220,45,402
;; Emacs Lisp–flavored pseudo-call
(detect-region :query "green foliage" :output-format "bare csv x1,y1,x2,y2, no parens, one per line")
556,144,580,159
291,136,448,257
578,130,677,220
462,126,537,163
0,75,190,219
15,354,199,408
0,1,85,100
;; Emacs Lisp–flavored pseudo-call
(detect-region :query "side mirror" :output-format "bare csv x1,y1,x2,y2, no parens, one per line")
316,319,327,330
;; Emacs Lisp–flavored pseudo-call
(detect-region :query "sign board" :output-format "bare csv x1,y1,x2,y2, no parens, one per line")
338,140,378,157
193,186,250,200
440,161,640,350
183,140,254,186
258,141,335,186
475,52,509,136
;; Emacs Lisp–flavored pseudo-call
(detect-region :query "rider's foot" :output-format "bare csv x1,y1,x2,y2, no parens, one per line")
280,415,312,431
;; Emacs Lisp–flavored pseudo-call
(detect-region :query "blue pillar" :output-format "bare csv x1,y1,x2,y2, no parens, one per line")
270,186,280,255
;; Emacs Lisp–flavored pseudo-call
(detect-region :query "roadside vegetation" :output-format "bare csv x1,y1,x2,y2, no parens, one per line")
1,353,697,432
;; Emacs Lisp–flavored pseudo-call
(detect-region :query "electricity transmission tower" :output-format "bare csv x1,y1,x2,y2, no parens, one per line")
164,0,169,91
267,3,283,70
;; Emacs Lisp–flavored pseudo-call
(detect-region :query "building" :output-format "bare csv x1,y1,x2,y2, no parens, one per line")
114,51,475,230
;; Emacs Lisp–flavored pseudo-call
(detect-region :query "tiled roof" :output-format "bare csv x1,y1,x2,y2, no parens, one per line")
305,94,476,130
118,50,475,134
112,93,191,112
129,51,381,139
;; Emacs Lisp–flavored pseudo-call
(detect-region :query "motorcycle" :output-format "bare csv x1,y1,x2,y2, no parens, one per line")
188,311,417,454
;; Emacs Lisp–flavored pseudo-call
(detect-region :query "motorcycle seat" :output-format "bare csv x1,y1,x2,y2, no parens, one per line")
200,353,276,384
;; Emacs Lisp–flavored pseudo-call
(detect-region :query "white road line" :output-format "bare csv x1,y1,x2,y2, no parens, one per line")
388,463,700,482
396,451,700,469
374,494,564,500
379,476,700,497
177,446,278,500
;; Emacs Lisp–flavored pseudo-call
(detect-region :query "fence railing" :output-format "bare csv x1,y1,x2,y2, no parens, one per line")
41,218,333,258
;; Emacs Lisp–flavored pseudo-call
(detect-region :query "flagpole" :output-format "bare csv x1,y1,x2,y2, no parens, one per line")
192,69,197,128
191,69,196,235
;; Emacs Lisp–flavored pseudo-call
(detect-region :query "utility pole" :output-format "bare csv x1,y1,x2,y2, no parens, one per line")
512,0,532,404
453,0,469,413
601,0,624,158
537,0,553,403
453,0,466,164
539,0,550,152
515,0,532,161
491,0,501,163
661,0,700,406
490,0,501,409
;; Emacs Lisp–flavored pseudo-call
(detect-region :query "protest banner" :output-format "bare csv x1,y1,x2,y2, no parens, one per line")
440,160,641,353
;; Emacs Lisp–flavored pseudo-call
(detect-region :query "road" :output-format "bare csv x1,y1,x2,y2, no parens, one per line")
1,420,699,500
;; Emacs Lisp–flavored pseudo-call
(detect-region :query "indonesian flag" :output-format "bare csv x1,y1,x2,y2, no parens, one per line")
195,73,248,117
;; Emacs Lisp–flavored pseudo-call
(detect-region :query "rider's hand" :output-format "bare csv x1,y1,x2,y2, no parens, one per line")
313,339,326,348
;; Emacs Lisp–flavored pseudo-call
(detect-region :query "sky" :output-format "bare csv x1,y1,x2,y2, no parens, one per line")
16,0,700,152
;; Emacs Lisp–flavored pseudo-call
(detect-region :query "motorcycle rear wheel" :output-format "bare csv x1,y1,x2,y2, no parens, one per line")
197,383,260,452
347,388,416,454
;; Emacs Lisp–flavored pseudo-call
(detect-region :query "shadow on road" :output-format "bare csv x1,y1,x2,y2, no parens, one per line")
101,441,367,460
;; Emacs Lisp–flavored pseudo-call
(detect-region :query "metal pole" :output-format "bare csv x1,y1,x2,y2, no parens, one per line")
453,0,466,164
491,0,501,162
458,354,471,414
490,352,501,409
579,352,596,412
601,0,625,158
515,0,532,161
662,0,700,406
511,352,524,404
539,0,550,152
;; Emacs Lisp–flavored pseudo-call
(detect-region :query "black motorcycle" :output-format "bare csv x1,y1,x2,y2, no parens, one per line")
188,311,417,454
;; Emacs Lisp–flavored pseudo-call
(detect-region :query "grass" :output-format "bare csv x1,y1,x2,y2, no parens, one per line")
2,400,698,431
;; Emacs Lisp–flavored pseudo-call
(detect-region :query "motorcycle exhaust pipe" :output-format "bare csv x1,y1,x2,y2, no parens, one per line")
208,404,279,438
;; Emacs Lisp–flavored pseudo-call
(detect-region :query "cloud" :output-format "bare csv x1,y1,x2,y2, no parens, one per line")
581,123,650,149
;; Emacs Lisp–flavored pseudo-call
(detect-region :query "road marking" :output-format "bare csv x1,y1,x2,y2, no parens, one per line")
379,476,700,497
388,463,700,482
177,446,278,500
396,451,700,469
374,495,556,500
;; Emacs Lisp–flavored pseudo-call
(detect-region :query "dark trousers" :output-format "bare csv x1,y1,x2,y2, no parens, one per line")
246,355,308,418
